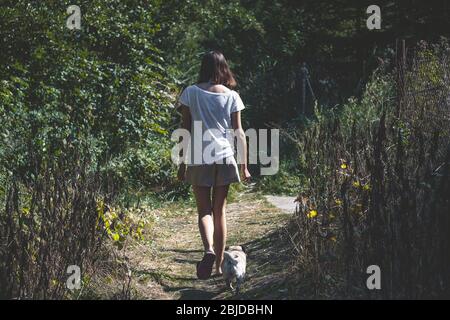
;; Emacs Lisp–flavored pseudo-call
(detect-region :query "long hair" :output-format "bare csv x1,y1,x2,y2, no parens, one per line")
197,51,237,89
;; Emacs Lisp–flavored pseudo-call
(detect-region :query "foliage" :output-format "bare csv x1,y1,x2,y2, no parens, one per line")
0,0,175,186
0,0,175,299
254,160,304,196
155,0,450,130
290,43,450,299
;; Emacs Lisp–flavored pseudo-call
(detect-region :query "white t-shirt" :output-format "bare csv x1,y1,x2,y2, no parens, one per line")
179,84,245,165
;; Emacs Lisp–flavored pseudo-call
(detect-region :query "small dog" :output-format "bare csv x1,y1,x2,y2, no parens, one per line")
222,245,247,294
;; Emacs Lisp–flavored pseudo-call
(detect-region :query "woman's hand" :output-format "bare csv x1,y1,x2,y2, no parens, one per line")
177,164,186,181
240,165,251,182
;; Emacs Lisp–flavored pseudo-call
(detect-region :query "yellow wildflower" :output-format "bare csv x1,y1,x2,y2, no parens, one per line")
352,181,360,188
111,233,120,242
307,210,318,218
335,199,342,206
340,163,347,169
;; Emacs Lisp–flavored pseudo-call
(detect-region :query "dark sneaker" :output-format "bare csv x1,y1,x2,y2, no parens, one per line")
196,251,216,280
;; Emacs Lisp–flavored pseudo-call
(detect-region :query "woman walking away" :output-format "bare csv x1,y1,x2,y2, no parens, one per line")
177,50,251,280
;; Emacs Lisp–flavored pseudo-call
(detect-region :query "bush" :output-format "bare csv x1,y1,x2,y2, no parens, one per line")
0,0,175,299
290,42,450,299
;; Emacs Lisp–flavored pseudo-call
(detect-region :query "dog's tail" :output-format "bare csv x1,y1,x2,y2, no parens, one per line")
223,251,239,266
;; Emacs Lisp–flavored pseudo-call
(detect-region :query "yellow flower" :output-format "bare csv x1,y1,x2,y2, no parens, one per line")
330,236,337,242
340,163,347,169
111,233,120,242
363,184,371,191
352,181,360,188
307,210,318,218
335,199,342,206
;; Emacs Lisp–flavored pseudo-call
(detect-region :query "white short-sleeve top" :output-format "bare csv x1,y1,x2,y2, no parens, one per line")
179,84,245,165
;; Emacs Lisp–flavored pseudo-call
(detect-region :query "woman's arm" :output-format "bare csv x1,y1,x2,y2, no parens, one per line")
231,111,251,182
177,105,191,181
180,105,191,132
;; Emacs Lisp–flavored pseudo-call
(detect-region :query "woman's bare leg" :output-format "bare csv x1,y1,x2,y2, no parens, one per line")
192,185,214,253
212,184,229,274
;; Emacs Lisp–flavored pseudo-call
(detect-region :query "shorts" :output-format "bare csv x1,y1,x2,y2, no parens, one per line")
185,156,241,187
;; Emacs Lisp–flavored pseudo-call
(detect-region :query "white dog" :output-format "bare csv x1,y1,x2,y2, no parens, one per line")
222,245,247,294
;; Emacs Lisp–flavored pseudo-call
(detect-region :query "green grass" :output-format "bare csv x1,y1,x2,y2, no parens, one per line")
254,160,304,196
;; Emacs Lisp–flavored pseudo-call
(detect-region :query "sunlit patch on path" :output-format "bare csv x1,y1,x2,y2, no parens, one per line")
264,195,297,213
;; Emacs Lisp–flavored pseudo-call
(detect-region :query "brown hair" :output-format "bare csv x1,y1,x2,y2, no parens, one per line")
197,51,237,89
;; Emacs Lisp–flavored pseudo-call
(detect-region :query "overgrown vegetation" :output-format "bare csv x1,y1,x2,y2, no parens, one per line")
0,0,175,299
290,42,450,299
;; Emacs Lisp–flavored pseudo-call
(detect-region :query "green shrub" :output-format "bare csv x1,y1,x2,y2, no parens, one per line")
0,0,175,299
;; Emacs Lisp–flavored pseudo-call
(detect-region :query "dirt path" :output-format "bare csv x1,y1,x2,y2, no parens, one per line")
124,192,296,300
264,195,297,213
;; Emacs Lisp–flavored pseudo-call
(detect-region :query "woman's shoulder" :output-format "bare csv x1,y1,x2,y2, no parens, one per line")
230,89,242,98
192,83,234,95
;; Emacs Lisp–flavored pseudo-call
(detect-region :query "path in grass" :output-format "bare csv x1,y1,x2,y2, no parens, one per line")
125,192,297,300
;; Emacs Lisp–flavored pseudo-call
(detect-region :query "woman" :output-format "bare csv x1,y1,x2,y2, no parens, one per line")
177,50,251,280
